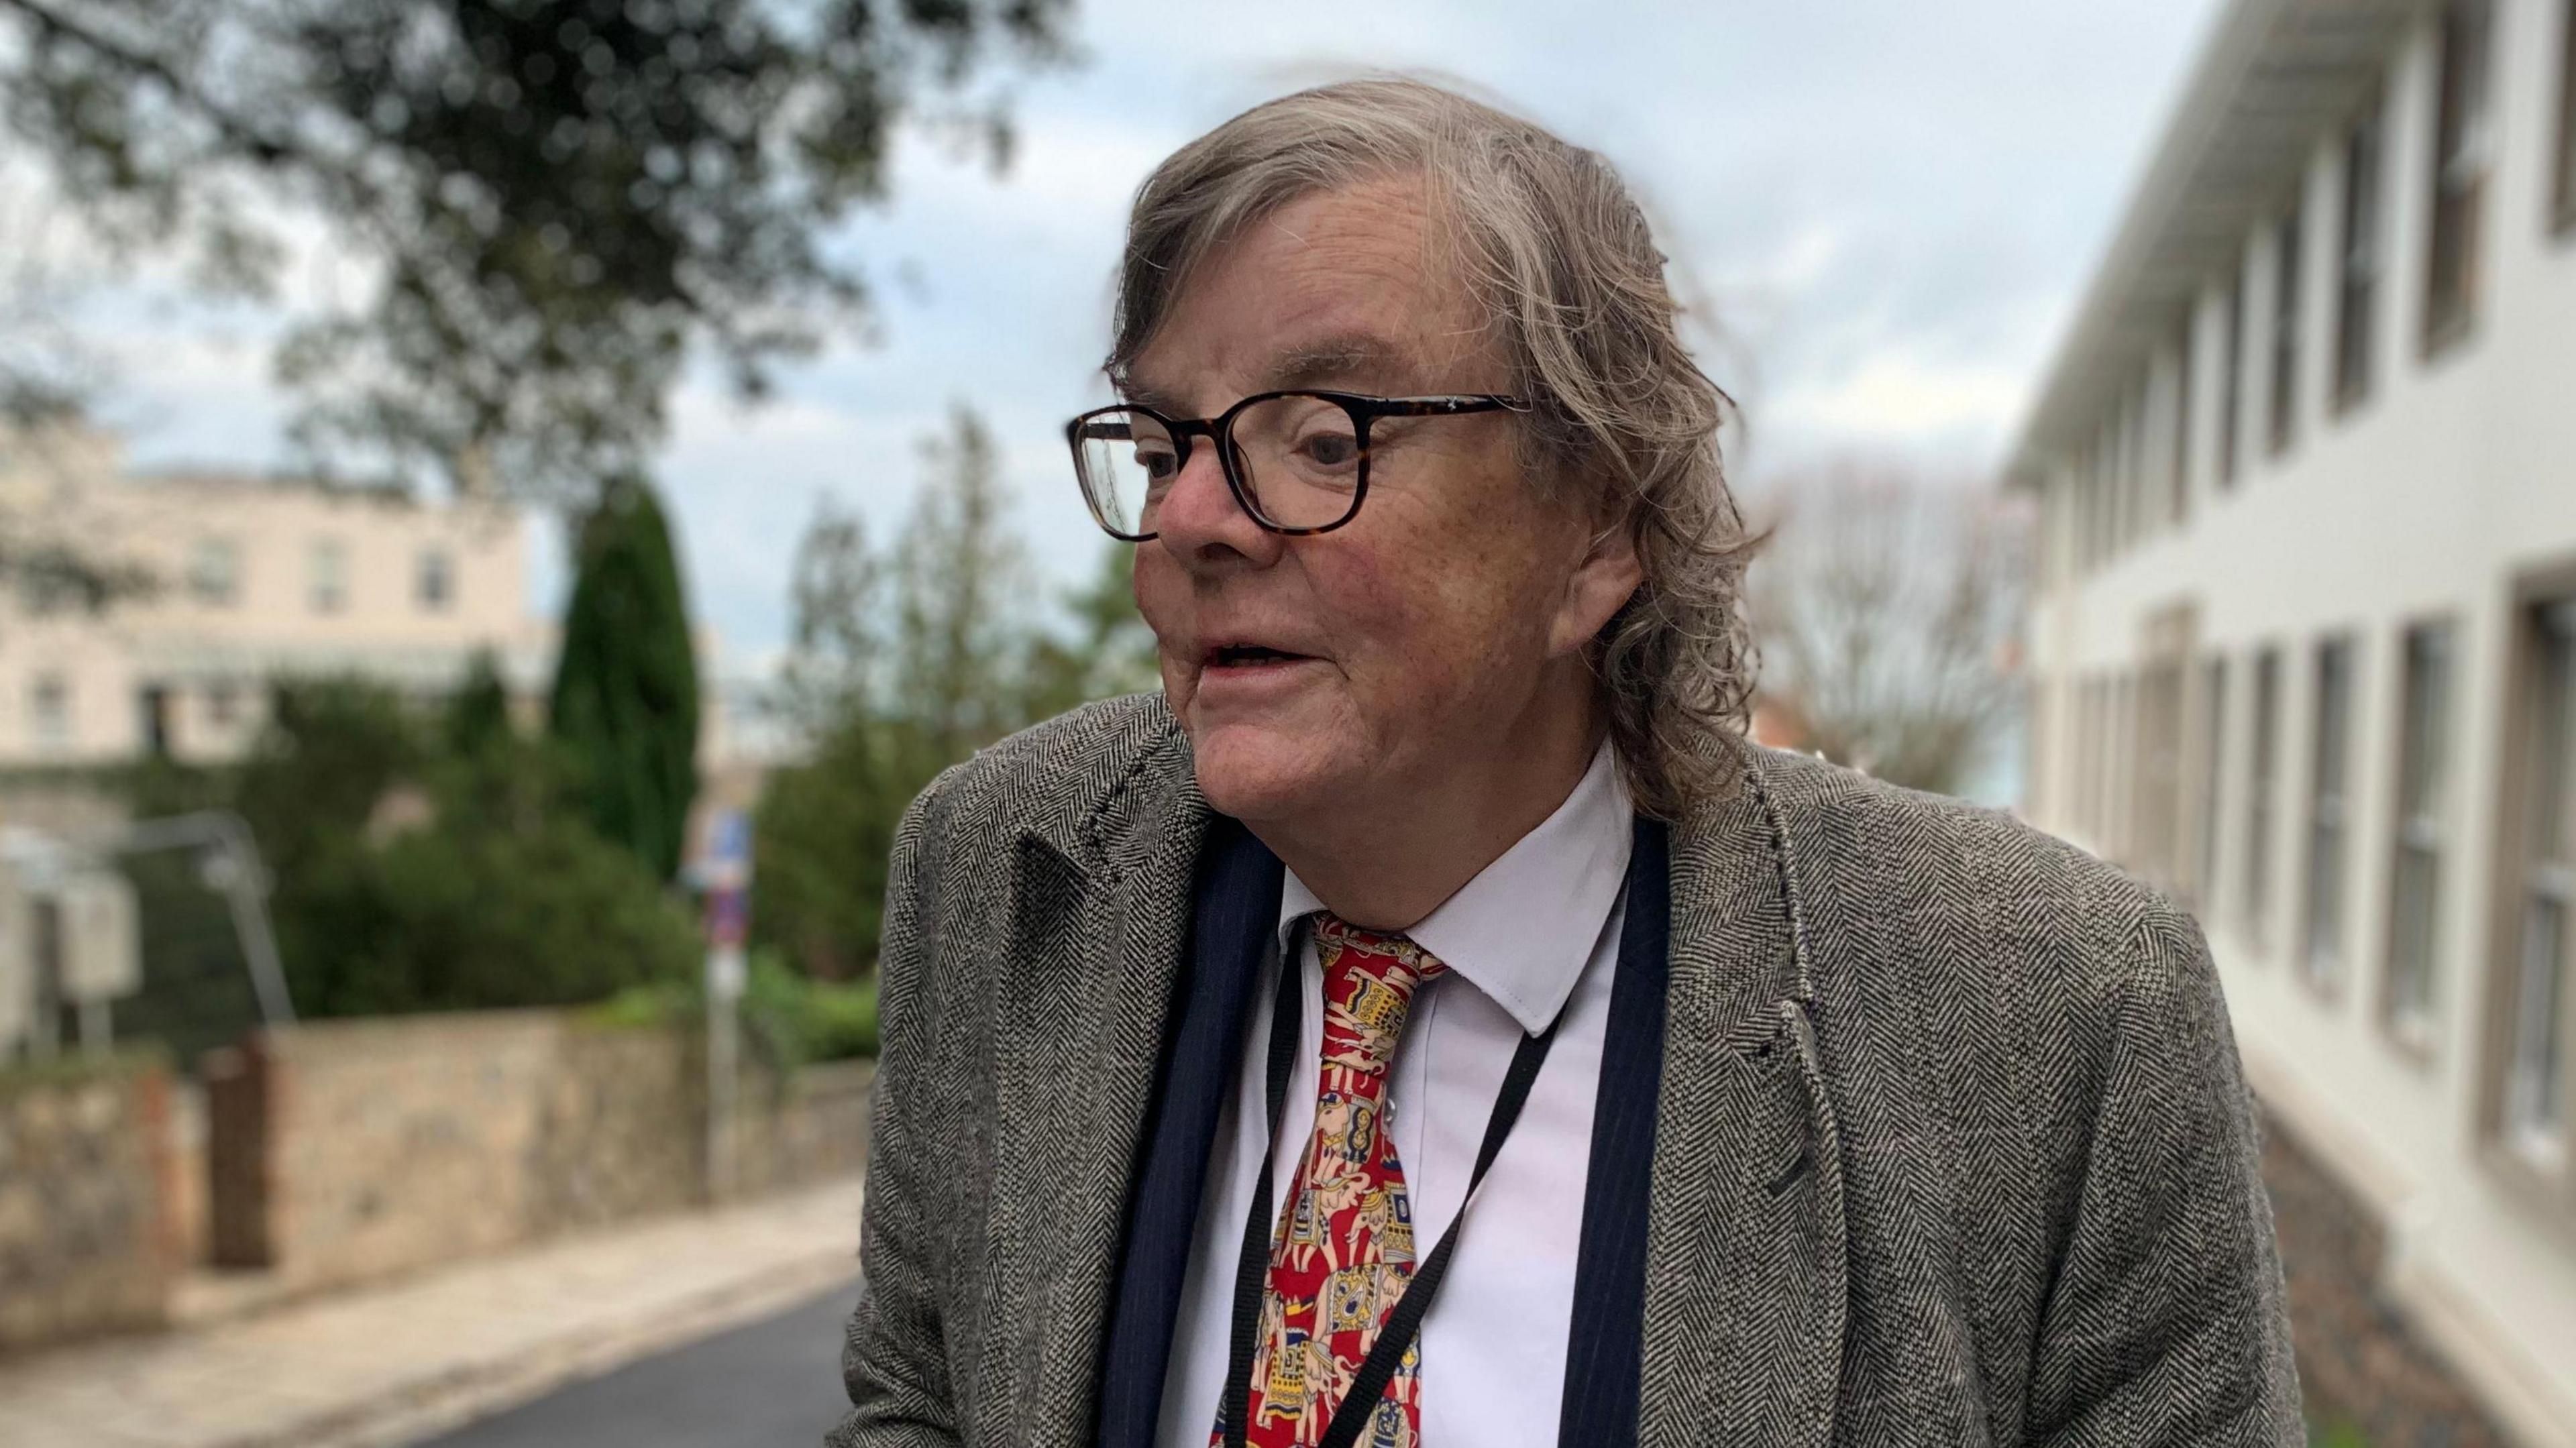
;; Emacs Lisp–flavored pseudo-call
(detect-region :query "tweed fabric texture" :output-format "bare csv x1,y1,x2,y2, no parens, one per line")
829,693,2302,1447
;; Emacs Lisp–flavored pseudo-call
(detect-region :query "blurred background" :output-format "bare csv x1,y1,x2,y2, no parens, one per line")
0,0,2569,1445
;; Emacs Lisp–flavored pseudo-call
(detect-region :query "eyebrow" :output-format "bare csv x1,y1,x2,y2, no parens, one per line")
1115,330,1415,416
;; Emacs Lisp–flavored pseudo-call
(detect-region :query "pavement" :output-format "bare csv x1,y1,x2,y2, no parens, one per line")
413,1284,856,1448
0,1178,865,1448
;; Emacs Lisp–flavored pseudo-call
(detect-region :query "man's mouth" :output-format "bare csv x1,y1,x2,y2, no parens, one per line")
1205,643,1312,668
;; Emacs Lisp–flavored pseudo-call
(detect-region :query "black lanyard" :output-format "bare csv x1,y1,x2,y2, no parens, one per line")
1220,925,1565,1448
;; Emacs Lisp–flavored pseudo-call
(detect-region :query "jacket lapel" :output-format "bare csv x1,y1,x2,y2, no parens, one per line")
1636,752,1848,1448
996,714,1216,1447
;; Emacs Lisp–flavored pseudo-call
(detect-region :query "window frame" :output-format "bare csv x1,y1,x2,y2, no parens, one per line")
2551,0,2576,236
2246,645,2286,947
2195,653,2231,914
2268,205,2305,458
28,671,71,756
415,545,456,613
308,537,351,616
186,537,241,609
2302,633,2361,994
2219,268,2245,490
2170,322,2195,524
2334,98,2385,414
2424,0,2496,356
2483,558,2576,1211
2382,616,2461,1058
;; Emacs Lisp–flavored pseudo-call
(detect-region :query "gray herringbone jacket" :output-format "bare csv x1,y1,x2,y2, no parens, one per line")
830,695,2302,1447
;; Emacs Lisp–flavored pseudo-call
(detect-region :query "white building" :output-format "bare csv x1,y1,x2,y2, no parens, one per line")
0,427,548,766
2011,0,2576,1439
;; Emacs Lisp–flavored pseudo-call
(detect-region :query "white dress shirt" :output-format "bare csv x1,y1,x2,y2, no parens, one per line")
1155,743,1635,1447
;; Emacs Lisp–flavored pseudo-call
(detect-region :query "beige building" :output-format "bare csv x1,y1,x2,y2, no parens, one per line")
2012,0,2576,1440
0,427,545,766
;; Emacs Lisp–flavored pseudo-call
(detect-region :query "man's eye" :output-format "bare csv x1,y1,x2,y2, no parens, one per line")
1295,431,1359,469
1136,447,1181,480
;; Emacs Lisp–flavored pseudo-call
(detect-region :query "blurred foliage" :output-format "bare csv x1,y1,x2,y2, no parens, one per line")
549,473,699,881
122,669,696,1023
0,0,1071,500
592,948,878,1068
753,405,1156,979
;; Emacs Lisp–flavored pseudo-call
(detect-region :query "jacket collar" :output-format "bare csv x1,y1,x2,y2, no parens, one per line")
1275,738,1632,1036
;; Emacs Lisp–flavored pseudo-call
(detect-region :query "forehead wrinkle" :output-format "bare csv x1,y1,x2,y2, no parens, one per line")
1258,331,1416,394
1116,330,1424,418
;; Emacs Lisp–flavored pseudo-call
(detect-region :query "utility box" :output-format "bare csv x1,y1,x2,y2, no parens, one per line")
0,870,28,1054
60,870,141,1000
0,831,144,1059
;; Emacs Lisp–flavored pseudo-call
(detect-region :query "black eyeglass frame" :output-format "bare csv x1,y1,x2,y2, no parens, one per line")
1064,390,1526,541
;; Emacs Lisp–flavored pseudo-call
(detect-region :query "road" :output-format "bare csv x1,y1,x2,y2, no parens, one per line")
417,1283,859,1448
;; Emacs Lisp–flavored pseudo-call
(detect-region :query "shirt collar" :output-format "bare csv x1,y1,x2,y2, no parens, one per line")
1277,740,1633,1035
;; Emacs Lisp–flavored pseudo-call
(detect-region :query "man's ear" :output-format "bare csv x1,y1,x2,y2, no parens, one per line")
1550,510,1644,659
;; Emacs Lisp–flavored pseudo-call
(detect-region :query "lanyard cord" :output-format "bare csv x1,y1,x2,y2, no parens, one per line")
1221,924,1565,1448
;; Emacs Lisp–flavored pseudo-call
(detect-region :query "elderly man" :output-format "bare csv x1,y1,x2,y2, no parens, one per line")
833,78,2299,1448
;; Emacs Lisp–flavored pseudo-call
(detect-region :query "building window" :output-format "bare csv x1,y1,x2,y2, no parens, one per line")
2169,325,2194,524
416,547,455,612
187,538,241,608
2267,205,2303,457
2197,655,2230,911
28,673,71,755
2426,0,2495,353
2334,103,2384,412
2247,647,2284,944
2387,622,2457,1048
2304,636,2358,990
2219,271,2245,489
2110,673,2137,864
137,684,172,759
2502,596,2576,1160
2139,655,2187,891
206,680,239,728
309,538,350,614
2555,0,2576,234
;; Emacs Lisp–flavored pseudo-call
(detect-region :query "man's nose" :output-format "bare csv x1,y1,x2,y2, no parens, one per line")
1151,438,1280,568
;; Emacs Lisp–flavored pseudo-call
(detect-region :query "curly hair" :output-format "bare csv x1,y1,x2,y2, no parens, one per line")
1108,76,1759,818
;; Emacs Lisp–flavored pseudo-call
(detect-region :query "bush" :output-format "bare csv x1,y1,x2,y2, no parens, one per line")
304,807,699,1015
592,949,879,1070
119,675,700,1022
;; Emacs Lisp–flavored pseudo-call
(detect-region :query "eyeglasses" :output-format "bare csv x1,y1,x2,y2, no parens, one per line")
1065,390,1525,541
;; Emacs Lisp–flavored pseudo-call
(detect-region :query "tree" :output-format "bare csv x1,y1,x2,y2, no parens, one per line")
0,0,1069,500
891,405,1030,757
443,648,515,757
1023,545,1161,719
1748,461,2029,798
549,474,699,880
751,404,1157,978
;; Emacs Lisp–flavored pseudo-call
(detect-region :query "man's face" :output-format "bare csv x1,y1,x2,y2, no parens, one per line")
1126,175,1638,829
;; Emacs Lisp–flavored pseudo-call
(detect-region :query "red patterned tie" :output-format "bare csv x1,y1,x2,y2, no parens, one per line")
1220,915,1447,1448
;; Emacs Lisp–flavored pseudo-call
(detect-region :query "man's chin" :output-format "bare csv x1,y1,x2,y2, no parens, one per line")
1185,719,1348,824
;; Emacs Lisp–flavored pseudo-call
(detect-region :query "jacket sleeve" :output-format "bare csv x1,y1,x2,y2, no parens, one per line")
2023,905,2305,1447
828,776,965,1448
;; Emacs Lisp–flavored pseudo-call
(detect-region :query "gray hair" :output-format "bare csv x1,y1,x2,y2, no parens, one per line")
1109,76,1758,818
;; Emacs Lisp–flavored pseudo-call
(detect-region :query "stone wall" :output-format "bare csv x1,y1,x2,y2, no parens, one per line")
729,1057,873,1199
206,1011,869,1296
0,1056,174,1351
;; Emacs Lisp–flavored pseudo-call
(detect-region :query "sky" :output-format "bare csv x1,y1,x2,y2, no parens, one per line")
57,0,2229,680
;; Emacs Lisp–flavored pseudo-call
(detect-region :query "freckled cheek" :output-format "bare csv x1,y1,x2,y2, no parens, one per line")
1130,554,1186,649
1312,545,1466,703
